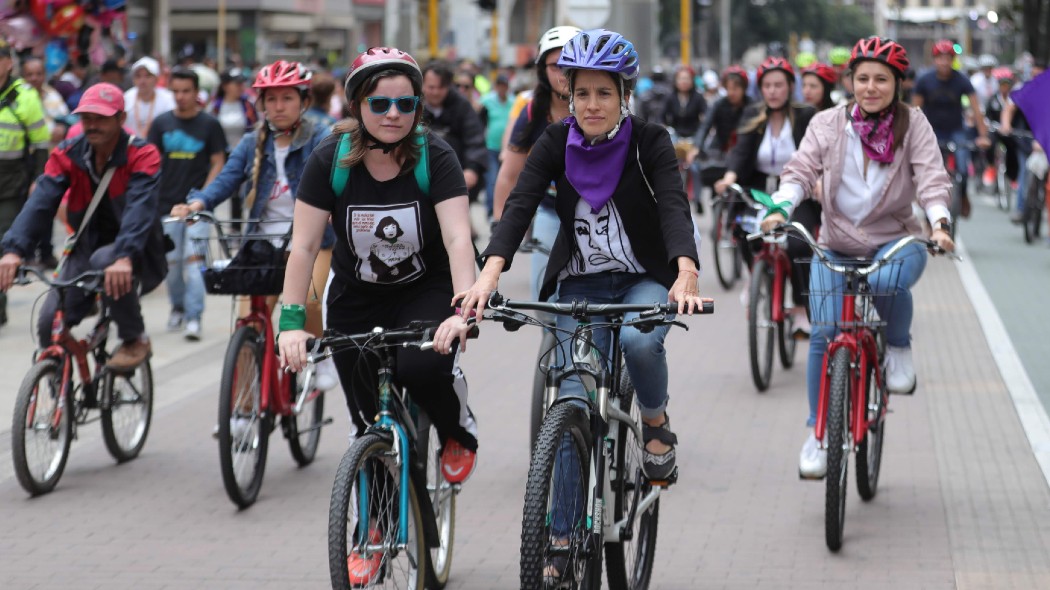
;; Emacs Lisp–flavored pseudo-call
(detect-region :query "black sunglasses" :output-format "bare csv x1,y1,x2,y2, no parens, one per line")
366,95,420,115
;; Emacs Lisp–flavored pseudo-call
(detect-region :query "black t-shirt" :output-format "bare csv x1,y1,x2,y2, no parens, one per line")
297,132,467,298
914,70,974,137
508,102,557,209
147,110,227,212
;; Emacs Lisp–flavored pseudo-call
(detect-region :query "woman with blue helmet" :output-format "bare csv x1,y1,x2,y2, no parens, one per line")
457,28,704,581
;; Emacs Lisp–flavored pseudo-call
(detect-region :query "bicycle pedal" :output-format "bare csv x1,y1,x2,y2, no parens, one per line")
648,467,678,488
798,471,826,481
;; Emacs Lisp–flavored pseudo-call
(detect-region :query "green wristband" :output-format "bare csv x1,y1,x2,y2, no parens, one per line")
278,304,307,332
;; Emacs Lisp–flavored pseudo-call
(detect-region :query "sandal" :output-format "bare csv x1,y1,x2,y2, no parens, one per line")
642,416,678,481
543,552,574,588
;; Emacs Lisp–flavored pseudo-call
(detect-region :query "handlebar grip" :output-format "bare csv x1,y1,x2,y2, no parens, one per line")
701,300,714,314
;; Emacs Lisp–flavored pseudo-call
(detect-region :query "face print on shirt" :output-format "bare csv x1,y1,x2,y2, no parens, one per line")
348,204,425,284
568,201,641,275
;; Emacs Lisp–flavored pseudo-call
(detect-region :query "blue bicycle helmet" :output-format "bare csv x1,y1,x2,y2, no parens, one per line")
557,29,639,80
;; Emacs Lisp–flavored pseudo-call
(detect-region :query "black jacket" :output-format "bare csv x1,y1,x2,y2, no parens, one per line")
484,115,697,301
423,89,487,177
695,95,753,154
663,90,707,138
726,104,816,188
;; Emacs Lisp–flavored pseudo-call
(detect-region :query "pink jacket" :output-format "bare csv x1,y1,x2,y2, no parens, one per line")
778,104,952,257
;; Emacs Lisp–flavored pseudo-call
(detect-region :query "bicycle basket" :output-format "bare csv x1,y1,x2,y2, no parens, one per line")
801,257,905,331
190,222,290,296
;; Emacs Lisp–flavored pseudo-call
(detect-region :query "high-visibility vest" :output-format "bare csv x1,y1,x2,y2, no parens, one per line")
0,77,49,161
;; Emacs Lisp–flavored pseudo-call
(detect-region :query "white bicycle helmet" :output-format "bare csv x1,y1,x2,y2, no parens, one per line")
536,26,582,63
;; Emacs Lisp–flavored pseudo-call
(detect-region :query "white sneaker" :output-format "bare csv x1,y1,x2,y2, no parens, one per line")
799,432,827,479
184,319,202,341
313,357,340,391
790,307,811,338
167,309,185,332
230,417,253,449
885,345,917,394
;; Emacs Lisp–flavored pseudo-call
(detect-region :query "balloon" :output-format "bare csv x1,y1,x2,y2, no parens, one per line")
48,4,84,37
0,15,45,51
44,40,69,78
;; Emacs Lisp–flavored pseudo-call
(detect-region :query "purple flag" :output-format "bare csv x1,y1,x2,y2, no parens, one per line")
1011,70,1050,151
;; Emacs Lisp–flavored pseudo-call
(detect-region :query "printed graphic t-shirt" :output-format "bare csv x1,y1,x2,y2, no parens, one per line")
296,132,468,297
561,199,643,279
147,110,228,212
260,144,295,243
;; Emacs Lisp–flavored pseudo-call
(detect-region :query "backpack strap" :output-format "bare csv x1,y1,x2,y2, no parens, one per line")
329,127,429,197
413,127,429,195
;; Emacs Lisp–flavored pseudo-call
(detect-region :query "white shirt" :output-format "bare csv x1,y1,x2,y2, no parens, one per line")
261,145,295,245
216,100,246,148
561,199,643,278
755,118,794,178
123,86,176,138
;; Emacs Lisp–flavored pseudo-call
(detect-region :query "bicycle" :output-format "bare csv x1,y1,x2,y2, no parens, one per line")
485,292,714,589
938,139,977,239
720,185,798,391
312,321,477,590
517,236,559,449
773,222,953,552
172,211,331,508
710,187,761,290
10,266,153,496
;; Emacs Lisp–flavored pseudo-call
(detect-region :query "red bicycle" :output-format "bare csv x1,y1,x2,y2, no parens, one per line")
776,222,951,551
10,266,153,496
180,212,331,508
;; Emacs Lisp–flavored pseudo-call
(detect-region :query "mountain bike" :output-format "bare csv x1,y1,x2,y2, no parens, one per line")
10,267,152,496
313,321,477,590
774,222,953,552
173,211,331,508
710,187,760,290
486,293,714,589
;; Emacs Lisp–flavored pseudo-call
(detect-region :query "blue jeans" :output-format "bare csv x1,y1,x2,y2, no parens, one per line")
550,272,672,537
530,204,559,301
937,128,974,199
485,149,500,219
1016,137,1034,212
163,221,208,321
805,240,927,426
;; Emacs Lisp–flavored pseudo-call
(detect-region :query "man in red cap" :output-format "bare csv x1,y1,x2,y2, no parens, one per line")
0,82,168,372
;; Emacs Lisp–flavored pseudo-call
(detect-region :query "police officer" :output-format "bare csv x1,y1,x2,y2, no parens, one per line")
0,39,50,329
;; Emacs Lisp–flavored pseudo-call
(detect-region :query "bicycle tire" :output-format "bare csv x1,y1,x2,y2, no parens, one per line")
11,359,72,496
328,433,427,590
285,371,324,466
1023,176,1044,244
605,371,659,590
777,270,797,370
417,413,456,589
949,173,963,240
825,347,851,552
996,146,1011,211
856,357,885,501
218,326,271,509
712,201,738,291
521,401,601,590
748,260,774,392
529,329,558,451
100,360,153,463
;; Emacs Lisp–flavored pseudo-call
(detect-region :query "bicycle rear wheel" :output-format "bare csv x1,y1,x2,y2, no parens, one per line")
712,201,739,291
12,359,72,496
825,348,851,552
329,433,427,590
605,371,659,590
777,269,797,369
748,260,774,392
218,326,271,508
284,371,325,466
101,360,153,463
521,401,601,590
417,413,455,589
856,357,885,501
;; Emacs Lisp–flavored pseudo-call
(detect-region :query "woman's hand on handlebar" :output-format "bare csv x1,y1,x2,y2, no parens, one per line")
453,271,500,320
714,178,730,195
930,228,955,254
760,212,787,233
669,271,706,315
433,314,473,355
278,329,314,373
170,201,202,220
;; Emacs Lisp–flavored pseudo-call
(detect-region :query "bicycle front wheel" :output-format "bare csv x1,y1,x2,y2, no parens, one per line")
856,356,886,501
996,145,1011,210
328,433,427,590
777,271,798,369
218,325,271,508
12,359,72,496
712,201,739,291
417,413,455,589
101,360,153,462
521,401,601,590
825,347,851,552
748,260,775,392
285,371,325,466
605,371,659,590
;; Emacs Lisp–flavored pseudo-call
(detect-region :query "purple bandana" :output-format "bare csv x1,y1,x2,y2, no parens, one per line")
850,103,895,164
564,116,632,213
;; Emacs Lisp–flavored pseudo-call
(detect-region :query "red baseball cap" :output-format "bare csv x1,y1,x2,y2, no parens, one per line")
73,83,125,117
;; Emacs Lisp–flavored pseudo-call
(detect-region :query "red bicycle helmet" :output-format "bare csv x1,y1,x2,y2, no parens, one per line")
721,65,749,87
932,39,957,57
992,66,1015,82
802,63,838,85
344,47,423,104
756,57,795,84
253,60,312,92
849,36,910,77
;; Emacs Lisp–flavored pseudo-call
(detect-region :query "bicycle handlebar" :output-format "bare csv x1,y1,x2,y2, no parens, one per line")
719,183,765,210
487,292,714,317
14,266,105,292
304,319,480,360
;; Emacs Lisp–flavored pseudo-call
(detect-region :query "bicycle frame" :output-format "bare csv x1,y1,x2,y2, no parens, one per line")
237,295,295,418
754,236,793,325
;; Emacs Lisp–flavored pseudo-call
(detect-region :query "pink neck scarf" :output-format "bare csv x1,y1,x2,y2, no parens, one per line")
850,103,895,164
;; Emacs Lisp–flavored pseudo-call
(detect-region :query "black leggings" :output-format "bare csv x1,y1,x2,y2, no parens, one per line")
327,283,477,452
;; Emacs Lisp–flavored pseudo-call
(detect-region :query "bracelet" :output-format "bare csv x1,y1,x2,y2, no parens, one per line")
678,268,699,278
278,304,306,332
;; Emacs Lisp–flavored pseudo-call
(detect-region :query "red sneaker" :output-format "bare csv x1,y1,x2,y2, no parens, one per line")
440,439,477,484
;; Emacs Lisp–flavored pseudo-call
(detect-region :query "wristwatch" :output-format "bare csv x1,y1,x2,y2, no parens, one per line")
934,220,952,235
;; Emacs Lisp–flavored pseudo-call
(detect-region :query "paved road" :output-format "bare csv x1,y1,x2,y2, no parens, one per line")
1,209,1049,589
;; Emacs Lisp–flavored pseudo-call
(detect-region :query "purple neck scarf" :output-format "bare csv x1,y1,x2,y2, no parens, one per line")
565,116,633,213
850,103,895,164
